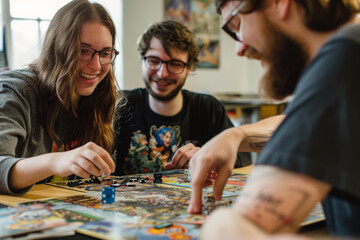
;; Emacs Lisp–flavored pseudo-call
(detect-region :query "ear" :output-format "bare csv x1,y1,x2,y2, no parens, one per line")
274,0,291,20
186,66,192,76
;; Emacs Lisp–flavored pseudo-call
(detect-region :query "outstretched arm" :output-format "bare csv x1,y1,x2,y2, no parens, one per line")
9,142,115,192
165,115,285,171
238,115,285,152
200,165,331,239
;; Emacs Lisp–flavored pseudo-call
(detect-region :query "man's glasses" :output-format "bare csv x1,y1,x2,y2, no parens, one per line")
80,47,119,65
143,56,188,74
221,1,257,42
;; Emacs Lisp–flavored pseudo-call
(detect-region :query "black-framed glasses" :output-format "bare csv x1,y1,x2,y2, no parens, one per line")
221,1,257,42
80,47,119,65
143,56,188,74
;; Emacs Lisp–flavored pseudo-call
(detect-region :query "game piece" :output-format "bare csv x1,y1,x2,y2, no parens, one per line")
201,193,233,215
154,222,173,229
101,187,115,204
110,183,121,187
208,170,217,180
184,169,191,182
154,172,163,183
119,178,129,186
90,176,101,184
67,180,82,187
129,177,138,182
202,194,216,216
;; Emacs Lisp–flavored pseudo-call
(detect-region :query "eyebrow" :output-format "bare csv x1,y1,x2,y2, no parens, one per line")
80,43,113,50
145,55,185,63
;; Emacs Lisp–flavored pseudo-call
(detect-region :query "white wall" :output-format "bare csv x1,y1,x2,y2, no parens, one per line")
121,0,263,95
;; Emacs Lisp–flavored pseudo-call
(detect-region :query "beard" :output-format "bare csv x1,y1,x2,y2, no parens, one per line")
245,20,308,101
144,75,186,102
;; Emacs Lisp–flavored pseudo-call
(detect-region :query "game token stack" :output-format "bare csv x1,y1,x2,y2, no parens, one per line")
202,193,233,215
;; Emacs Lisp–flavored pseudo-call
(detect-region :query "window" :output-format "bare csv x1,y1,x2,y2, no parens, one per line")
5,0,72,68
2,0,121,76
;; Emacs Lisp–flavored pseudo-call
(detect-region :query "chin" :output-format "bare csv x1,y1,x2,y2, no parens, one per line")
76,88,96,97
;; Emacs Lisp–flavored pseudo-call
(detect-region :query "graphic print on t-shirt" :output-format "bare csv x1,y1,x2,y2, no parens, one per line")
125,125,181,174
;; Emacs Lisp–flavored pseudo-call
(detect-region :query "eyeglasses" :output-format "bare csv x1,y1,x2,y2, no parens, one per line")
221,1,257,42
80,47,119,65
143,56,188,74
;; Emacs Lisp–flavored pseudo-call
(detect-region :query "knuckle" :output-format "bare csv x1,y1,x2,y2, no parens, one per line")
187,143,195,148
85,141,96,148
177,148,185,154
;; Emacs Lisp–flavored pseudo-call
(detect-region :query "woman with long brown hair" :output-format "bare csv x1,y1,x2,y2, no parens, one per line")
0,0,120,195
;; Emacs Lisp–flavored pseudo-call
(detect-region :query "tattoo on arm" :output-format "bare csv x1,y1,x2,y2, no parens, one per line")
236,170,317,233
239,188,311,232
244,135,270,151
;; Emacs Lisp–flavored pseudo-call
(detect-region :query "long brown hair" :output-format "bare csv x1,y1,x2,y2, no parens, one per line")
30,0,119,152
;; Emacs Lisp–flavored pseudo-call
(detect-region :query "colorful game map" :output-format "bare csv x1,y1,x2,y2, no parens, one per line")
1,170,325,239
0,204,68,239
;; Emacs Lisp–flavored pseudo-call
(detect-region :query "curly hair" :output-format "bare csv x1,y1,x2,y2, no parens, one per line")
215,0,360,31
137,20,199,70
30,0,121,152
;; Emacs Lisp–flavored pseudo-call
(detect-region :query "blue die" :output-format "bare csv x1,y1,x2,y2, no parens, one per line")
102,187,115,204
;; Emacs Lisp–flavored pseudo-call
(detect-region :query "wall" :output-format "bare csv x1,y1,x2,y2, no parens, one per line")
121,0,264,95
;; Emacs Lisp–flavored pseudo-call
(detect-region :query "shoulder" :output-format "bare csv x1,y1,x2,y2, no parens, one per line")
182,89,223,107
122,88,147,102
296,24,360,96
116,88,146,109
115,88,146,119
0,68,39,99
0,68,38,86
330,23,360,44
317,24,360,60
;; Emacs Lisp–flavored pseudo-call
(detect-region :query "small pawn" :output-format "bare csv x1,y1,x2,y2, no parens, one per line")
202,194,215,216
154,172,163,183
184,169,191,182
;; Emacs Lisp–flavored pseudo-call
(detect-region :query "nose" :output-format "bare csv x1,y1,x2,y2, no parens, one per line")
235,41,248,57
156,62,170,78
88,53,102,70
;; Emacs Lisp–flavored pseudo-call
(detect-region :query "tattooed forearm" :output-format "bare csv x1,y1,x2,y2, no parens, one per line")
234,167,323,234
238,188,311,233
242,135,271,151
237,115,285,152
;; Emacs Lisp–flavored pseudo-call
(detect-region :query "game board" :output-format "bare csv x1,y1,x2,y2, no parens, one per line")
5,170,324,239
0,204,68,239
162,172,247,198
28,172,205,239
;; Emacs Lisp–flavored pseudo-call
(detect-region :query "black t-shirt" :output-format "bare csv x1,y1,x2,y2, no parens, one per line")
114,88,251,175
257,24,360,237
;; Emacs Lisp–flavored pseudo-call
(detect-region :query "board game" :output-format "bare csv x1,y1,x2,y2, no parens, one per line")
0,170,325,240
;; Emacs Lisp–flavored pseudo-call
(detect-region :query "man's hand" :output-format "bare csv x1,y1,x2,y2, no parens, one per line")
188,115,285,213
164,143,200,170
188,127,246,214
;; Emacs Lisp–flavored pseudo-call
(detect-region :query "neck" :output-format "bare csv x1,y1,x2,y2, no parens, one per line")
148,91,183,116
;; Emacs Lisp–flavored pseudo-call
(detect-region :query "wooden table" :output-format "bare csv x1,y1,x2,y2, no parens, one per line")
0,184,83,206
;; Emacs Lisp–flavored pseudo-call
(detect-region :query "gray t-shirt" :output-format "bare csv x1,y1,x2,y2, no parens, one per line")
0,68,53,195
